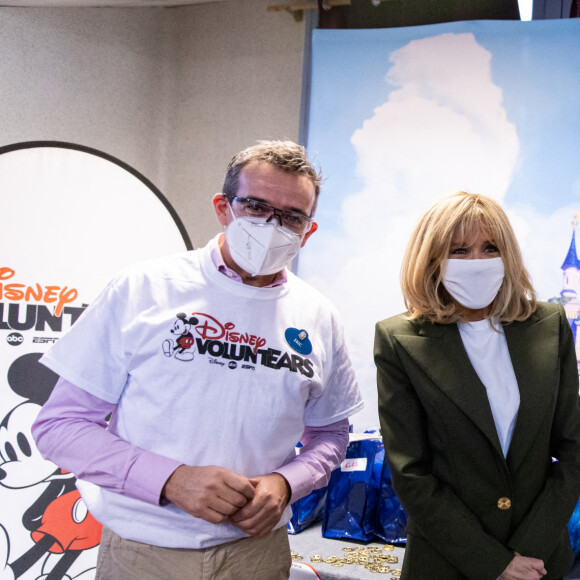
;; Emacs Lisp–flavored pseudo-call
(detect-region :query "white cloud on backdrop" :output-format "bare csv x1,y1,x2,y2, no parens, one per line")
304,32,575,430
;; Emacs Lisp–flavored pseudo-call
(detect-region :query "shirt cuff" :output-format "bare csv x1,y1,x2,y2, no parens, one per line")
274,461,314,505
125,450,182,505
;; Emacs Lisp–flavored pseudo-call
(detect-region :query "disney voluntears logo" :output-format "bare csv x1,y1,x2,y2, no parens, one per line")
0,267,86,333
161,313,314,378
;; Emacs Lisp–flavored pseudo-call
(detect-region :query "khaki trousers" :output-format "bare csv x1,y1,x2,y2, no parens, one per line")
95,526,292,580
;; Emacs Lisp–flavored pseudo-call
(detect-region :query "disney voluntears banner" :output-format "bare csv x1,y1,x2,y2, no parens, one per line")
0,142,191,580
300,18,580,431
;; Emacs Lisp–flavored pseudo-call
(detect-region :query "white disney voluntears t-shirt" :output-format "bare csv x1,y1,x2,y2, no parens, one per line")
40,235,363,549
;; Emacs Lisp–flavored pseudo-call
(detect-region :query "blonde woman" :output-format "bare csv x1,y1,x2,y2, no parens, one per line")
375,192,580,580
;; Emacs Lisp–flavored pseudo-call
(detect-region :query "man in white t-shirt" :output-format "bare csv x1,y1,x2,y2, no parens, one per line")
32,140,363,580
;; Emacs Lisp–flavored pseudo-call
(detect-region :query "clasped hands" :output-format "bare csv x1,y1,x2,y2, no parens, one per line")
162,465,290,538
498,552,547,580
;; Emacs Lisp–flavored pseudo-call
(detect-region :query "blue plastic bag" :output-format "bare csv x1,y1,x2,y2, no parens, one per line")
568,496,580,554
322,435,383,541
375,456,408,543
287,487,327,534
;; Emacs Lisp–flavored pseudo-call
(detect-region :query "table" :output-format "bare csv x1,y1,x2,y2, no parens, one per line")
288,522,406,579
288,524,580,580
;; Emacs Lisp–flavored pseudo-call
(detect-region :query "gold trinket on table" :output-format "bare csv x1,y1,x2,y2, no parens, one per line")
305,543,402,575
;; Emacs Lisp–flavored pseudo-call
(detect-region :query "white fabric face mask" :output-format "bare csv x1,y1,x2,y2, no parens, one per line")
442,257,505,310
225,213,303,277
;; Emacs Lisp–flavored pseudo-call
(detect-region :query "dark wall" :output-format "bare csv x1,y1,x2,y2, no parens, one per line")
533,0,575,18
318,0,521,29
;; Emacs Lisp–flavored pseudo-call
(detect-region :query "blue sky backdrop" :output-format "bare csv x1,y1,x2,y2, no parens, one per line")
299,19,580,430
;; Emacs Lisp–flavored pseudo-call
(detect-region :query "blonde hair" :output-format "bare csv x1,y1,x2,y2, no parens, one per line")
401,192,536,324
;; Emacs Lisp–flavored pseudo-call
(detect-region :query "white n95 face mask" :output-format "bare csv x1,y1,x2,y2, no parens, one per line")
442,257,505,310
225,215,303,277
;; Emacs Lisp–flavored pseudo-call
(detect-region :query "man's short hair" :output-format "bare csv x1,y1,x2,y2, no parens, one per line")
222,140,322,213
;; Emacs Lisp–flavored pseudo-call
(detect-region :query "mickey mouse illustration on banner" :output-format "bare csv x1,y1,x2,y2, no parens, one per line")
162,312,199,361
0,353,102,580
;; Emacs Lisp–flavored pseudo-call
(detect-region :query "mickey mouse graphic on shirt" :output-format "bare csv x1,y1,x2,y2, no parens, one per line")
0,353,102,580
162,313,199,362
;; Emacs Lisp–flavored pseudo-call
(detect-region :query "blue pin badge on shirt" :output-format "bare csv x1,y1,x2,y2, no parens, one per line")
285,328,312,355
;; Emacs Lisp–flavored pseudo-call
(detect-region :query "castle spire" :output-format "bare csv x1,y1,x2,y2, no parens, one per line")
561,214,580,271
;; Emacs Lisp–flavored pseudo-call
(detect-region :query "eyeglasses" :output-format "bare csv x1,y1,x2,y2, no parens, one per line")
227,196,313,234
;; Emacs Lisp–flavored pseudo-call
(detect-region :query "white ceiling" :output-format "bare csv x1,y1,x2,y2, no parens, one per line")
0,0,226,6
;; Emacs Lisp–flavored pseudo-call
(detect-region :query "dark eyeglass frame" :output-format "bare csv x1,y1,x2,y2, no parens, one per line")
227,195,313,234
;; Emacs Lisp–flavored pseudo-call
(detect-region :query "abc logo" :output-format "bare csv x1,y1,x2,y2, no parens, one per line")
228,361,237,369
6,332,24,346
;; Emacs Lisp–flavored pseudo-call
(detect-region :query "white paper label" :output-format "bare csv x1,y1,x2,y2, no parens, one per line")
340,457,367,472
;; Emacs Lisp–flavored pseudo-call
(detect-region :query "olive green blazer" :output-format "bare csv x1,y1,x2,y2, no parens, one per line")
375,302,580,580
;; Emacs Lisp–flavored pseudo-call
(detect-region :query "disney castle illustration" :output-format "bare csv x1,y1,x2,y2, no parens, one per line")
549,213,580,363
